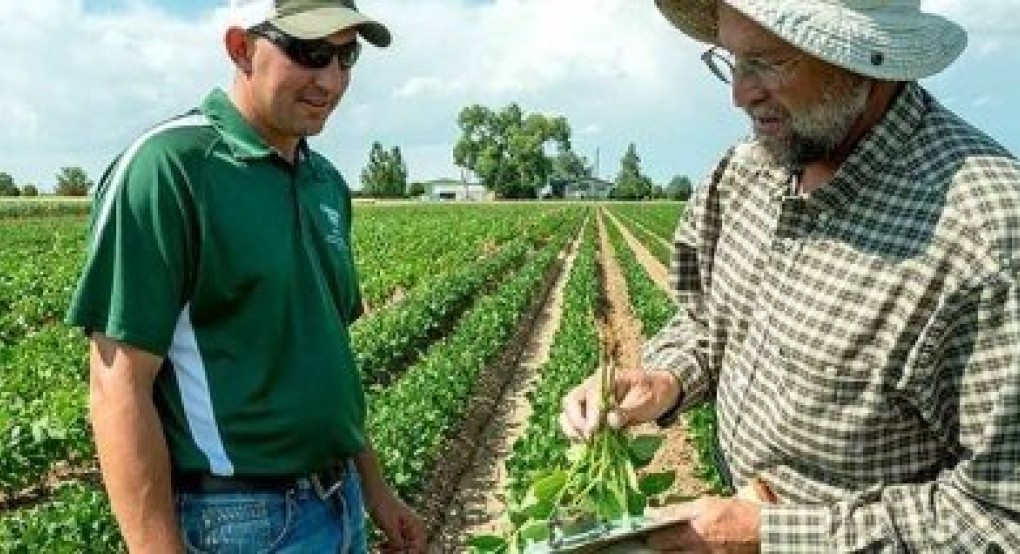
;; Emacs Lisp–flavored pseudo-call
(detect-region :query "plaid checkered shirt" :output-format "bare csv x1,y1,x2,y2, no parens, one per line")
643,83,1020,552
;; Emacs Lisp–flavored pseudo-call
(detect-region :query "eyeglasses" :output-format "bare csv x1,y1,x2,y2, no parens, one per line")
700,46,799,87
248,23,361,70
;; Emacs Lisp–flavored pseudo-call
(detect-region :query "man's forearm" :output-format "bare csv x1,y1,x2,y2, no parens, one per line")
352,438,389,495
92,386,180,553
89,336,181,554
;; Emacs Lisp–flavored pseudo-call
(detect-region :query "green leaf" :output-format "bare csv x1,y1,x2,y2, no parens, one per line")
566,442,587,463
524,500,555,520
627,435,664,468
467,534,506,552
519,520,551,543
595,491,625,521
529,470,567,503
638,471,676,497
509,507,528,527
627,488,647,516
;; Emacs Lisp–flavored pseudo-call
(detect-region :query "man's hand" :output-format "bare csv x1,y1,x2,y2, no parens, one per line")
363,483,426,553
559,368,680,440
645,497,761,553
354,443,426,552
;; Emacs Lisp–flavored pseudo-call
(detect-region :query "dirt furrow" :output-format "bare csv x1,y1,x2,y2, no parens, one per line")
603,210,671,298
595,208,708,503
427,227,585,552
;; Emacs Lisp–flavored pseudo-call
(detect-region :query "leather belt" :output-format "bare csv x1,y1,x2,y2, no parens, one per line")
173,461,348,499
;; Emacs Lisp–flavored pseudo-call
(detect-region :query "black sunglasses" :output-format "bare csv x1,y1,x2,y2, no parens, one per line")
248,23,361,70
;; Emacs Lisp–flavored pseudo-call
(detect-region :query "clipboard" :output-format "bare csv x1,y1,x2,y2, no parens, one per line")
522,515,691,553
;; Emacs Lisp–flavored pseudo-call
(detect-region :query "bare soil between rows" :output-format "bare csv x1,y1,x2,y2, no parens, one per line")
424,211,709,552
596,209,707,504
421,230,583,552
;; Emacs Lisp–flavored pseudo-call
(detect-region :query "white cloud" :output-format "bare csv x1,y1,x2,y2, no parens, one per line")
923,0,1020,32
0,0,1017,190
393,76,467,99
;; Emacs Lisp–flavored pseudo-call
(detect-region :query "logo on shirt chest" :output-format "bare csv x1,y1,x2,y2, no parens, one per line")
319,204,347,250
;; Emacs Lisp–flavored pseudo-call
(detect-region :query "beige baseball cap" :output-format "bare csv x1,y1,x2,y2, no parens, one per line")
231,0,391,46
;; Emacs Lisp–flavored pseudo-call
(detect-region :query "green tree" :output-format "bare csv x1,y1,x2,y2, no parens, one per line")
453,103,572,199
407,182,426,197
21,184,39,197
0,172,19,196
54,166,93,196
553,149,592,181
612,143,653,200
361,142,408,198
666,174,693,201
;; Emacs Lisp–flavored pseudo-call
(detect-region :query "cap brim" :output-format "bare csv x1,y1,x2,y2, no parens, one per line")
271,7,391,47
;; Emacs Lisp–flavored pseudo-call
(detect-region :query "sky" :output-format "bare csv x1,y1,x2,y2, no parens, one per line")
1,0,1018,191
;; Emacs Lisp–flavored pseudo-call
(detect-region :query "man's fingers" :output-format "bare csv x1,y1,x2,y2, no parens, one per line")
559,411,584,441
561,386,590,439
607,388,645,429
645,522,697,551
561,376,603,439
581,380,602,438
402,514,427,551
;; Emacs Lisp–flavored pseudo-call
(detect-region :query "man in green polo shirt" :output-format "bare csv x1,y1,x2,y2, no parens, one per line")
67,1,425,552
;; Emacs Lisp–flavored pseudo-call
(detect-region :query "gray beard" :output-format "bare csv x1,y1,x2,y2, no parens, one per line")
749,78,872,169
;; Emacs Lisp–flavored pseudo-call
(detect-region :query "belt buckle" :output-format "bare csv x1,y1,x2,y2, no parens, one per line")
309,464,345,500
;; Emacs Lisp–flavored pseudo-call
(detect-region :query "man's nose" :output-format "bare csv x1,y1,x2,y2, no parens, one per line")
731,70,767,109
313,57,350,92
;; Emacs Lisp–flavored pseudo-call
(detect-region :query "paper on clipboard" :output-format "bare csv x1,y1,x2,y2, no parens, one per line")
523,514,692,554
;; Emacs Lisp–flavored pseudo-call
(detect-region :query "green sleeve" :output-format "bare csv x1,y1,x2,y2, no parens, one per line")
66,136,196,356
341,171,364,324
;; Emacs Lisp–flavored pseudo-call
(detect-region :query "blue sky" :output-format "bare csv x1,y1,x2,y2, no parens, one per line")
2,0,1018,191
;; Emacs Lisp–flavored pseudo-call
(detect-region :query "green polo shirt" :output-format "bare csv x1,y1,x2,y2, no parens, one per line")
67,88,366,476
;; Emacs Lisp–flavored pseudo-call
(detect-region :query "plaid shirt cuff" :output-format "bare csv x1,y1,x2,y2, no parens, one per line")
641,347,709,414
761,504,831,553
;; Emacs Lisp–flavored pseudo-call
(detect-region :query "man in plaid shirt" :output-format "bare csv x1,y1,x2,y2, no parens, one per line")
561,1,1020,551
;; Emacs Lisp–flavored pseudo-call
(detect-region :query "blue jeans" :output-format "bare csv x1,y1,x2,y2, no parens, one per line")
175,462,365,553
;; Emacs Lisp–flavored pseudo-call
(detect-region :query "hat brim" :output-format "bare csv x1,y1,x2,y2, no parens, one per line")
271,7,391,47
655,0,966,81
654,0,717,45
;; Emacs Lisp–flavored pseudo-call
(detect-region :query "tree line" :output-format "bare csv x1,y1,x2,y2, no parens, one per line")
362,103,692,200
0,168,94,198
3,105,693,201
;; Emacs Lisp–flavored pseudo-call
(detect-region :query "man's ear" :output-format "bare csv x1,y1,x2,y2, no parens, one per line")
225,27,253,74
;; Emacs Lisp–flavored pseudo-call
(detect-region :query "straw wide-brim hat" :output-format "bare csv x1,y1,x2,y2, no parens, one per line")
654,0,967,81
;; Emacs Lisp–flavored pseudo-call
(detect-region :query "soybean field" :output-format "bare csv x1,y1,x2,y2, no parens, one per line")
0,201,720,552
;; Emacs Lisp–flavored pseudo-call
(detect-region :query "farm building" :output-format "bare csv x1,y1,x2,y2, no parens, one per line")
541,177,616,200
422,179,492,201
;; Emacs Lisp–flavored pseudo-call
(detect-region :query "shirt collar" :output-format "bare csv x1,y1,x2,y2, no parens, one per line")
200,88,310,163
807,82,929,212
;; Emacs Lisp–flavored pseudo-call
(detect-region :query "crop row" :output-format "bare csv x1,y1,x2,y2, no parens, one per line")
369,229,572,500
355,208,578,386
606,209,673,268
353,204,568,308
603,212,726,493
0,482,120,553
0,200,91,220
606,202,684,244
504,216,599,503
